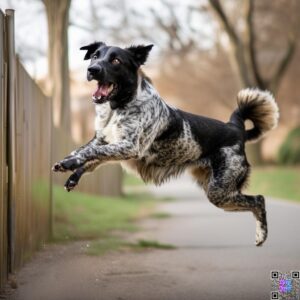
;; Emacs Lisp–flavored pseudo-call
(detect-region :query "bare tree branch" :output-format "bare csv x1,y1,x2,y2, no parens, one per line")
209,0,239,44
148,0,198,53
149,7,181,50
244,0,266,88
269,34,297,92
208,0,252,87
69,21,92,32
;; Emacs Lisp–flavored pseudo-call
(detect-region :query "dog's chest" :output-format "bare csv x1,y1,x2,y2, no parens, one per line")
102,113,122,143
95,104,123,143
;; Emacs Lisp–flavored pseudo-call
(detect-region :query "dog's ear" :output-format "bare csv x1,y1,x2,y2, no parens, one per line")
126,44,153,66
80,42,105,60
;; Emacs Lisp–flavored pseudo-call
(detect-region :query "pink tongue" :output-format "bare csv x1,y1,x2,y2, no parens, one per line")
93,84,110,97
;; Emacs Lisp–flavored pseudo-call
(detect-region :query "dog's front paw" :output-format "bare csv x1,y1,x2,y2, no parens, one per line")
64,176,78,192
52,161,67,172
52,157,83,172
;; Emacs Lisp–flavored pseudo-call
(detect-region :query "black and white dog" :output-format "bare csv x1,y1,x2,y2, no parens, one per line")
53,42,279,246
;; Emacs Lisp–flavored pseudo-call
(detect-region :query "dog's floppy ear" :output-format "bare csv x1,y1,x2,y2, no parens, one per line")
80,41,105,60
126,44,153,66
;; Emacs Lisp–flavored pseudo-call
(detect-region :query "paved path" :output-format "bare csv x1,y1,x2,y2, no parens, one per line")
9,176,300,300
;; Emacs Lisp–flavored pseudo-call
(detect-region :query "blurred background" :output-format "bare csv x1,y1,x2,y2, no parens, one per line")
1,0,300,296
2,0,300,163
3,0,300,158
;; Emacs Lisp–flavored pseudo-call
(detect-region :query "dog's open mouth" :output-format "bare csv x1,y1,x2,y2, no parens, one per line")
92,82,116,104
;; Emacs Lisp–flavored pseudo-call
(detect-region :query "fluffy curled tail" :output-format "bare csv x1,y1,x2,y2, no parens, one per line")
230,88,279,142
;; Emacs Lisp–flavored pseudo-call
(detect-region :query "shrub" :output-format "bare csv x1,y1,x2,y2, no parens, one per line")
278,126,300,165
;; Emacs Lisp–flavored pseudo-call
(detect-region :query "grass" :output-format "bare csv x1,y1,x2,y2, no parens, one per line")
123,172,145,186
87,238,176,256
150,212,171,219
132,239,176,250
53,185,155,242
247,166,300,202
53,185,176,255
86,237,128,255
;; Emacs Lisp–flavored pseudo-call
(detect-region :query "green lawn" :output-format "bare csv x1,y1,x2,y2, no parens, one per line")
247,166,300,202
123,172,145,186
52,185,175,254
87,238,176,256
53,186,155,242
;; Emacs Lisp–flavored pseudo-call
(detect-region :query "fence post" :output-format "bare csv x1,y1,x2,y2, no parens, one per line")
0,9,8,292
5,8,16,274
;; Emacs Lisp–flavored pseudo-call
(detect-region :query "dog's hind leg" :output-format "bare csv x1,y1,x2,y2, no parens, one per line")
203,146,268,246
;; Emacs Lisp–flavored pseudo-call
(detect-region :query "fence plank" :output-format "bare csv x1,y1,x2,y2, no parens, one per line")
5,8,17,274
0,9,8,292
12,61,52,271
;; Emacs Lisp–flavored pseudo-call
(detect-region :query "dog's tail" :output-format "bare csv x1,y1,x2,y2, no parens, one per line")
229,88,279,142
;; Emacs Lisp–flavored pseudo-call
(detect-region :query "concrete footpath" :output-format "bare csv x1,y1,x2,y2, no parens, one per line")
9,176,300,300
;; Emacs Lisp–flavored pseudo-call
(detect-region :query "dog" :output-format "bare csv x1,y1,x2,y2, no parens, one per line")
52,42,279,247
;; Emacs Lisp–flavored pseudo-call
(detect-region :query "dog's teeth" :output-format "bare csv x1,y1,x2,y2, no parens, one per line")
108,84,114,93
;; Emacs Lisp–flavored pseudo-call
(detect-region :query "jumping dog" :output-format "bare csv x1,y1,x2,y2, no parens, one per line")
53,42,279,246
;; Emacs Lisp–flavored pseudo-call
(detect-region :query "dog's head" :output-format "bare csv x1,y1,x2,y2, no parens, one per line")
80,42,153,109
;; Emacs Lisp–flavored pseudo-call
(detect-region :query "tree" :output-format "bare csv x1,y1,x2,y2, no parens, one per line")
208,0,299,164
43,0,71,130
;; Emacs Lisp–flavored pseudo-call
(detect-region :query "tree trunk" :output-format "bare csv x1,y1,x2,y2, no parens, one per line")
43,0,71,131
209,0,297,165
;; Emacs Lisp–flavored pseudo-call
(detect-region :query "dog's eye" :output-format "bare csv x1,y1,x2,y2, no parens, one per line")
111,58,121,65
92,55,98,60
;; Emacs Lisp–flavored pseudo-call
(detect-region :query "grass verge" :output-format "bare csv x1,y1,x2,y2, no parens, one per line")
247,166,300,202
53,185,176,254
123,172,145,186
87,238,176,256
132,239,176,250
150,212,171,219
53,185,155,242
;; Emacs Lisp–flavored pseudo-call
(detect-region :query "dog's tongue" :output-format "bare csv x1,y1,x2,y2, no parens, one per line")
93,83,110,98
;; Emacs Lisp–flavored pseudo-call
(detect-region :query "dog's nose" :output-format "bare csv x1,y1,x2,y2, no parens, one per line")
88,64,101,75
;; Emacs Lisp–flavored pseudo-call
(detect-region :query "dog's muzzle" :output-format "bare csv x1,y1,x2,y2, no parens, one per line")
87,63,103,81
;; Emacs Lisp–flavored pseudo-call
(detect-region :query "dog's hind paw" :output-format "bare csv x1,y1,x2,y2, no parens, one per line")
255,220,268,246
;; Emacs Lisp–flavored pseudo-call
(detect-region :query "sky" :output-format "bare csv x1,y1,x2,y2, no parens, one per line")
0,0,211,79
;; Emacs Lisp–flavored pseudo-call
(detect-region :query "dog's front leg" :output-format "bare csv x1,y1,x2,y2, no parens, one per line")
54,139,137,174
64,160,100,192
91,141,138,162
62,141,137,191
52,136,106,172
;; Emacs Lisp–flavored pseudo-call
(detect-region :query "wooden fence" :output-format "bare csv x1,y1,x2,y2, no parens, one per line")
0,9,122,292
0,9,52,290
